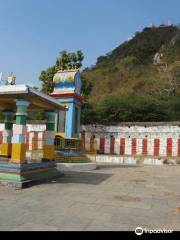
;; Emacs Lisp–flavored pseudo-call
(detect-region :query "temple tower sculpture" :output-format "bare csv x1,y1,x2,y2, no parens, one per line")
51,69,82,139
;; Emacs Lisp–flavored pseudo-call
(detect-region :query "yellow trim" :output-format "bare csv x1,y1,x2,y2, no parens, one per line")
43,145,55,160
11,143,26,163
1,143,12,157
55,134,79,141
56,132,65,138
61,103,68,108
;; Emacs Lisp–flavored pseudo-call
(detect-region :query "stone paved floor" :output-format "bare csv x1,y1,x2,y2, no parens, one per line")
0,165,180,231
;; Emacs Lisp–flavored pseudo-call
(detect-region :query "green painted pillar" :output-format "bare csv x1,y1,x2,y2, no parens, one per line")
43,110,56,161
1,110,14,157
11,99,30,164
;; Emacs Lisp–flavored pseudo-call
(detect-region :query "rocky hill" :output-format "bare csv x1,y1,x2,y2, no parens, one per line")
81,25,180,124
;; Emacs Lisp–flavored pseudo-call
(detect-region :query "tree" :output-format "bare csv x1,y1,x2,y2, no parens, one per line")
39,66,56,94
55,50,84,70
81,78,93,97
56,51,70,70
80,78,94,123
39,50,84,94
81,94,171,124
76,50,84,68
70,52,78,69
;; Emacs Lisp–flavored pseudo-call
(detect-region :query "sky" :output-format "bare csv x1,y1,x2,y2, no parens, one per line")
0,0,179,87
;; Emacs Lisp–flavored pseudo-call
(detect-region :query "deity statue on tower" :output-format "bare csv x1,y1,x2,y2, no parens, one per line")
7,72,16,85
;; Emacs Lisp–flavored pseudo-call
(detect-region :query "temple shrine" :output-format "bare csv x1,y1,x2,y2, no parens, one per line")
51,69,82,139
0,68,84,188
0,84,66,188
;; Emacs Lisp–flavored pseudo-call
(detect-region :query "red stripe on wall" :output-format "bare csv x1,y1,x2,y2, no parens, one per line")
142,139,148,156
34,132,38,150
132,138,137,155
154,139,160,156
99,138,105,154
42,131,46,148
110,136,115,155
167,138,172,157
0,131,3,144
178,139,180,157
120,138,125,155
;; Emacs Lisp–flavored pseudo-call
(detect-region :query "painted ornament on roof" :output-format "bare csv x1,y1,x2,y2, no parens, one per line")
53,69,82,96
53,70,77,84
53,74,61,84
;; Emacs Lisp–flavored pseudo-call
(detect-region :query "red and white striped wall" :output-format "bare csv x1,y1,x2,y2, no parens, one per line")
84,136,180,157
81,124,180,158
0,123,46,151
26,131,45,150
0,130,45,151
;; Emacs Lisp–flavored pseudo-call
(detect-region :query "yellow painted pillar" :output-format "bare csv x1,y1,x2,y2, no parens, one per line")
43,110,56,161
11,100,30,164
0,110,14,158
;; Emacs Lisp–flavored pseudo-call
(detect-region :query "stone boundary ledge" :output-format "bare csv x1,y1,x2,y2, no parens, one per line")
56,163,97,172
87,154,180,166
82,122,180,127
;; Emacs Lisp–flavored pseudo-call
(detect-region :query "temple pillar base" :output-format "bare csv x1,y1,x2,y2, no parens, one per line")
43,145,55,160
0,143,12,158
11,143,27,164
0,161,61,189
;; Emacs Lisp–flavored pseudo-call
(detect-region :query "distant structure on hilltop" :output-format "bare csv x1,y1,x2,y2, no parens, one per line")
149,21,173,28
149,22,156,28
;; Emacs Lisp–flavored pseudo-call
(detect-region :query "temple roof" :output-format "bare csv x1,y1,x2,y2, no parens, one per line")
53,69,78,84
52,69,82,96
0,84,66,111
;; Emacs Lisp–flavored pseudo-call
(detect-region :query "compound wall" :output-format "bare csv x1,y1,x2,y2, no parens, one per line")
81,123,180,158
0,122,180,160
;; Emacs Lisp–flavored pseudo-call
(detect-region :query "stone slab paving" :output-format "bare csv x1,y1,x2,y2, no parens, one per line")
0,165,180,231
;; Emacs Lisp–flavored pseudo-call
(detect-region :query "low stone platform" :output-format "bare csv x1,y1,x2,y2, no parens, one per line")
55,149,91,163
55,149,84,156
56,163,97,172
87,154,180,166
0,161,61,189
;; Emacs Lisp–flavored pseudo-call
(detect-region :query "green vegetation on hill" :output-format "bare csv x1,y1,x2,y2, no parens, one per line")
81,25,180,124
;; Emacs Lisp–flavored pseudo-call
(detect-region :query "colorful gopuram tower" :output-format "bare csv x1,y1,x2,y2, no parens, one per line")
51,69,82,139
